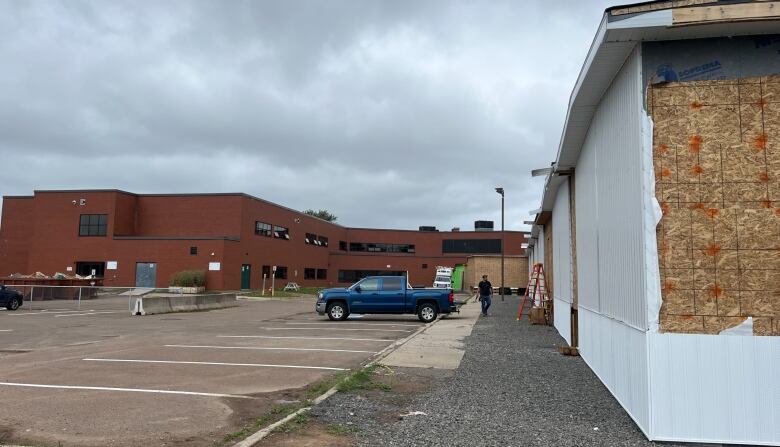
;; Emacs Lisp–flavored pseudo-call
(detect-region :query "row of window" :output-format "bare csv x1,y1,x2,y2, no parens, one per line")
304,268,328,280
347,243,416,253
305,233,329,247
337,270,407,283
255,221,290,240
442,239,502,254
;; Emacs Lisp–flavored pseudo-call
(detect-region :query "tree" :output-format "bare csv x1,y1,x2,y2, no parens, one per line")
303,209,337,222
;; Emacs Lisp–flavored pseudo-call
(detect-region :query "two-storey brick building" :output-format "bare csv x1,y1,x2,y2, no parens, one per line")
0,190,527,290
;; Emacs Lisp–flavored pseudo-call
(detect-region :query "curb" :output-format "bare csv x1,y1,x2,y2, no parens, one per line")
232,316,439,447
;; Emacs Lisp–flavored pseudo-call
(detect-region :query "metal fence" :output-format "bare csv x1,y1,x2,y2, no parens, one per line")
1,285,172,313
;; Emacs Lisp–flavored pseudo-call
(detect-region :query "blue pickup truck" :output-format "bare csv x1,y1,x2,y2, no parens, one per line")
316,276,455,323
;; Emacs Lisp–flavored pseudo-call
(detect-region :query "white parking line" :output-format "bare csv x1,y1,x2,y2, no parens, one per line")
165,344,378,354
0,382,251,399
285,322,421,327
0,329,12,332
260,327,411,332
55,311,123,318
219,335,391,342
6,310,89,316
83,358,348,371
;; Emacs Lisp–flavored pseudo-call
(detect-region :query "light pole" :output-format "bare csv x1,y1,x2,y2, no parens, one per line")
495,187,505,302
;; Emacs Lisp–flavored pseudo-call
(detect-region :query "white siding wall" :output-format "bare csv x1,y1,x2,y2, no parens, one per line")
573,45,651,434
648,334,780,444
552,182,573,345
575,45,646,330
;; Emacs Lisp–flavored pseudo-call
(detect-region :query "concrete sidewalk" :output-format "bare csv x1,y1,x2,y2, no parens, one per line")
382,297,481,370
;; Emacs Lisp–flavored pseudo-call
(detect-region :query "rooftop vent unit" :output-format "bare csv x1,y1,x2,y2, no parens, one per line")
419,226,438,232
451,227,460,232
474,220,494,232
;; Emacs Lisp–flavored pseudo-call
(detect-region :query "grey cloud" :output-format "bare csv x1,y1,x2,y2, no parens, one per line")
0,0,615,231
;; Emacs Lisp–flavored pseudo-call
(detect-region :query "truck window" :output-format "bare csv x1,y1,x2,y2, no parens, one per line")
358,278,380,291
381,277,402,291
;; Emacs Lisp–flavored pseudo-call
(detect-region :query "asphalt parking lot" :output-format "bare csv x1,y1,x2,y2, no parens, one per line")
0,296,425,447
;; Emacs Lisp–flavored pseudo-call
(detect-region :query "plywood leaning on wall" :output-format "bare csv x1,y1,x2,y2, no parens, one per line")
649,76,780,336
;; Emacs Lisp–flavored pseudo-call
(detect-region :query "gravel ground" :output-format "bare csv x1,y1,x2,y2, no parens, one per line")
312,297,690,447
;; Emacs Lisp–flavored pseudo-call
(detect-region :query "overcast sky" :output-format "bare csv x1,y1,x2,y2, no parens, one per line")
0,0,614,231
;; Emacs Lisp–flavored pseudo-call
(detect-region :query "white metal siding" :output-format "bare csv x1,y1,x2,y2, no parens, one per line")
552,181,573,345
648,333,780,445
580,307,651,435
574,45,646,330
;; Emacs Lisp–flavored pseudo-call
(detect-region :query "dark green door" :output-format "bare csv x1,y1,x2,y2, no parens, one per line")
241,264,251,289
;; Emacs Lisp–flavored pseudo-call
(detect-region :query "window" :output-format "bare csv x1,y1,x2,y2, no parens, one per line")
338,270,406,283
382,277,403,291
318,236,328,247
79,214,107,236
339,241,347,251
442,239,502,254
348,243,415,253
255,221,272,237
273,225,289,240
75,261,105,277
274,266,288,279
316,269,327,280
304,268,316,279
305,233,316,245
190,246,198,255
358,278,380,291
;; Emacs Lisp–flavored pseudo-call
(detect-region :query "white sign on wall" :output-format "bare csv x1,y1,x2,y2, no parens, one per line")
208,262,221,271
66,267,73,272
107,261,118,270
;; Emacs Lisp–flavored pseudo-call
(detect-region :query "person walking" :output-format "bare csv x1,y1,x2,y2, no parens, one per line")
478,274,492,316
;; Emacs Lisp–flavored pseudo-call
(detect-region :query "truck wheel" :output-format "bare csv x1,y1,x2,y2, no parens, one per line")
327,302,348,321
7,297,20,311
417,303,437,323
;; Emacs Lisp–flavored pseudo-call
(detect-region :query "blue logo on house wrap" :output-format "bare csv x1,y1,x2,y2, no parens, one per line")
655,61,722,82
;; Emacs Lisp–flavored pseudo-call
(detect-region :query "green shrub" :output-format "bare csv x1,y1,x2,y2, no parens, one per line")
170,270,206,287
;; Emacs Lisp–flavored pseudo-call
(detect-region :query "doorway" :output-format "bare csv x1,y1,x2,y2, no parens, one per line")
135,262,157,288
76,261,105,278
241,264,251,289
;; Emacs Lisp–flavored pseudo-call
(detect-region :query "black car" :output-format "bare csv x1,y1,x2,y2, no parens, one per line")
0,285,23,311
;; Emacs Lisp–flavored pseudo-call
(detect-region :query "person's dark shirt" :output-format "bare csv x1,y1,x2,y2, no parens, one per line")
478,280,492,296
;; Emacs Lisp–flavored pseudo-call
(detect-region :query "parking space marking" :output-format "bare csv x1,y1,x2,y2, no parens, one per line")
165,344,378,354
0,329,12,332
284,322,422,327
83,358,348,371
5,310,89,316
259,327,411,332
0,382,251,399
55,311,123,318
219,335,391,342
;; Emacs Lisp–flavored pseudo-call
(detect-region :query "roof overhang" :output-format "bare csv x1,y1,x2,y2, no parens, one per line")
533,0,780,214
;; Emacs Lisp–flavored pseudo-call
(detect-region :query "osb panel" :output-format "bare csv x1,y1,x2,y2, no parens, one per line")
650,77,780,336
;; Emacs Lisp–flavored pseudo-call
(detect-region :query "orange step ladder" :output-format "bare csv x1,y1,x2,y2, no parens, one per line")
517,263,550,321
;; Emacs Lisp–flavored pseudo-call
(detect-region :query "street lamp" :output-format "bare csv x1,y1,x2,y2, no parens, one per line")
495,187,505,302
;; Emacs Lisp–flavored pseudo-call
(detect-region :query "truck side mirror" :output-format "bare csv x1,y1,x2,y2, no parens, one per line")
354,285,362,293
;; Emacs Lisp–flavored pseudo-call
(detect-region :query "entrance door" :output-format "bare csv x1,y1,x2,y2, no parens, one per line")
135,262,157,288
241,264,251,289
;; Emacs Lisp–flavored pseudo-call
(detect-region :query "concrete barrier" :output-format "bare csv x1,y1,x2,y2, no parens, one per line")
132,293,238,316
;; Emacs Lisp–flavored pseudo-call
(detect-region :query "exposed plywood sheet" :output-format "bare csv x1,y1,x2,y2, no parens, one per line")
651,76,780,336
672,1,780,24
610,0,716,16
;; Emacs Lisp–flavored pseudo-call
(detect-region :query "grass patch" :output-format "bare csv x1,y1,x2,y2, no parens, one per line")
275,412,311,434
220,415,270,445
337,365,392,393
305,371,349,400
326,424,360,436
243,287,324,298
